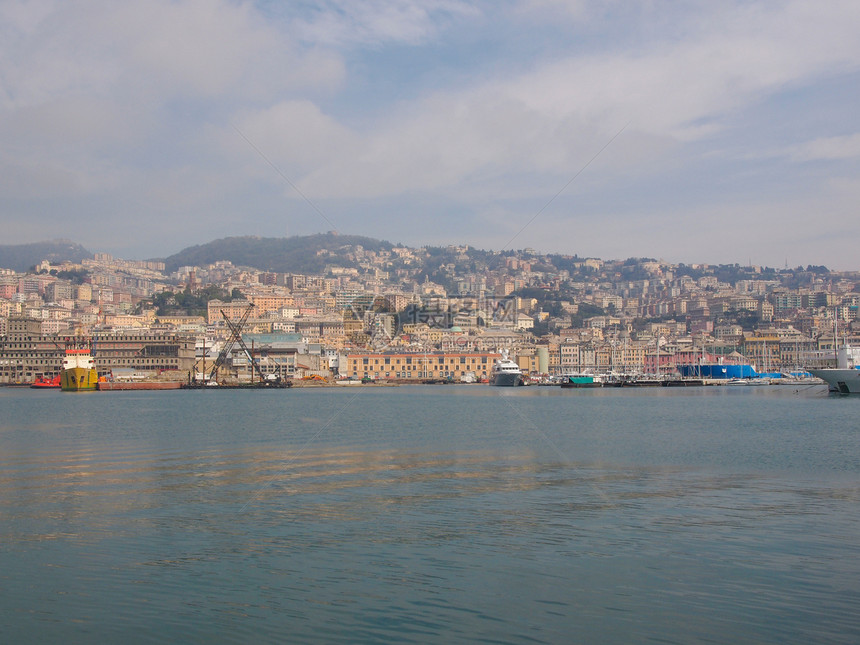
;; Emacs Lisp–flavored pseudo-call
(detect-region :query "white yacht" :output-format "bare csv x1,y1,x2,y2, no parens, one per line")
489,350,523,386
809,346,860,394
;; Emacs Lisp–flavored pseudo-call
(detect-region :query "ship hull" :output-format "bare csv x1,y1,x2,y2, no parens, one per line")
61,367,99,391
97,381,181,391
489,372,522,386
560,380,602,388
31,375,61,389
677,364,758,379
808,369,860,394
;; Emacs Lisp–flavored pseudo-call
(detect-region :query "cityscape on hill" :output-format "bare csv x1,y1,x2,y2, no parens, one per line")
7,3,860,639
1,235,858,385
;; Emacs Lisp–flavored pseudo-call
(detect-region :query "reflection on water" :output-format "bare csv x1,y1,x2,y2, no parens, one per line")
1,386,859,643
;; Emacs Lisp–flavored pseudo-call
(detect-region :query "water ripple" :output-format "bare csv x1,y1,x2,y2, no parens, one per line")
2,387,860,643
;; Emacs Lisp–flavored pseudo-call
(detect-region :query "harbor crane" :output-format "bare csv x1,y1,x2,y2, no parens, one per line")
222,311,272,383
207,303,255,384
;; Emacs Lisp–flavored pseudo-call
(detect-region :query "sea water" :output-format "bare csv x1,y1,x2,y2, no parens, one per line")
1,384,859,643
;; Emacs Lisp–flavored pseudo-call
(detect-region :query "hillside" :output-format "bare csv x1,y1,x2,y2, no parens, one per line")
0,240,92,272
159,233,394,273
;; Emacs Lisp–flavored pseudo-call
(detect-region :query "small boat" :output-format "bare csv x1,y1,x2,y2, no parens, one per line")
626,377,664,387
30,374,61,389
747,377,772,386
560,374,603,388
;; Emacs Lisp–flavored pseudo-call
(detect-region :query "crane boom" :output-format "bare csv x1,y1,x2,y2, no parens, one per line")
207,303,255,383
223,315,267,382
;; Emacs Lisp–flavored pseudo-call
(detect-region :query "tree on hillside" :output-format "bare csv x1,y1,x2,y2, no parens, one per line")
140,286,239,317
569,303,605,328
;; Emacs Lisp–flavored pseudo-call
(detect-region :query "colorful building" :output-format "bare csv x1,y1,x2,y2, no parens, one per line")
344,351,500,381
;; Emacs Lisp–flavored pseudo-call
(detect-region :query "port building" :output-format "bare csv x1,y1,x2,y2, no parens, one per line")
0,317,196,384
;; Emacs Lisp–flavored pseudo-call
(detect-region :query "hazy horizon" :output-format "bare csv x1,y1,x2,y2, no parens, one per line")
4,233,848,274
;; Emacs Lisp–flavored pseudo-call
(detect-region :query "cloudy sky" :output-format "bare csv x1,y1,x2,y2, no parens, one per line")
2,1,859,269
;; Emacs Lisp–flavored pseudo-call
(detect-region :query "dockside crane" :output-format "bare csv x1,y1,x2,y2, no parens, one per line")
223,312,271,383
207,303,255,384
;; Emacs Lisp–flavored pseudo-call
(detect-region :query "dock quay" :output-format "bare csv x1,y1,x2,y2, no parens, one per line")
181,380,291,389
98,381,183,391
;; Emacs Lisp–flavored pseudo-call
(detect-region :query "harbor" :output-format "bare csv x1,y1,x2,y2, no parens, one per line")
2,384,858,643
1,330,838,392
4,2,860,642
6,373,831,391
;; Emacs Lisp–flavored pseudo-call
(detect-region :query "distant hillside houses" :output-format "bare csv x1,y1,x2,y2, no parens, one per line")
1,238,859,383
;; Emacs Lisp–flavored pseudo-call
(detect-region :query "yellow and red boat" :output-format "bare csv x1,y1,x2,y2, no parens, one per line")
60,347,99,391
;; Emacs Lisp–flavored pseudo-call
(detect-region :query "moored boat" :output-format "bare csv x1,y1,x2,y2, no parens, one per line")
60,346,99,392
810,369,860,393
489,351,523,386
560,374,603,388
97,381,182,391
625,376,664,387
676,362,759,379
808,346,860,394
30,374,61,389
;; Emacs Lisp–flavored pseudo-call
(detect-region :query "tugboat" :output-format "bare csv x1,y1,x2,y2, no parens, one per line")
60,344,99,391
31,374,61,389
489,350,524,386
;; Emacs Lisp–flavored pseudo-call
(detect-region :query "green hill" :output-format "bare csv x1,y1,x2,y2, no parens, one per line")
160,233,394,273
0,240,92,272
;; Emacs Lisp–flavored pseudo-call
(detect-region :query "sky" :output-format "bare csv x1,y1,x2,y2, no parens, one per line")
2,0,860,270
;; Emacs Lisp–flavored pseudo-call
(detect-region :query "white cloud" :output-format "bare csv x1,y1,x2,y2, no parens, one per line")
267,0,860,204
235,100,360,173
786,133,860,162
1,0,860,267
0,0,346,216
502,1,860,139
1,0,344,110
289,0,479,46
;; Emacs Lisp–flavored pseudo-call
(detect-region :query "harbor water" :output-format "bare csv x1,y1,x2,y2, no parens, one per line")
1,384,859,643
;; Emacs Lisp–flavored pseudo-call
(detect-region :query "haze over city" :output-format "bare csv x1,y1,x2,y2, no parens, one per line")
2,1,859,269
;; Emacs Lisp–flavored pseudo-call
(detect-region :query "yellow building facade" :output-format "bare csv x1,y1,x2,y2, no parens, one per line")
345,351,500,380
